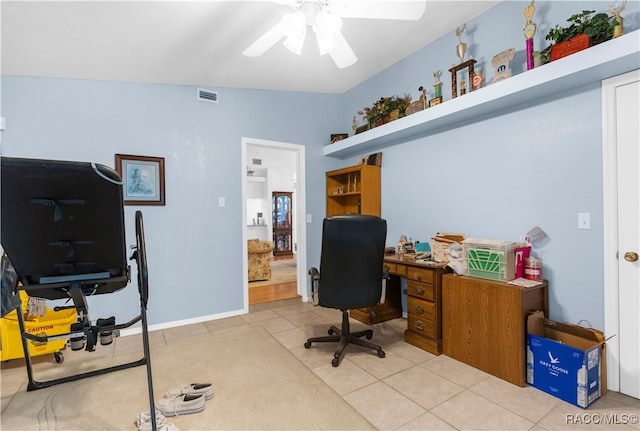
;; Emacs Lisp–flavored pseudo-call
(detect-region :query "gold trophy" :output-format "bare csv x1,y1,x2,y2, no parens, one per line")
609,0,627,38
523,1,536,70
523,1,536,40
456,24,467,63
449,24,477,99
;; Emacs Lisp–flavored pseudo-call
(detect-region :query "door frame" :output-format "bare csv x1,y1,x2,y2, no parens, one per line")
602,69,640,392
241,137,308,312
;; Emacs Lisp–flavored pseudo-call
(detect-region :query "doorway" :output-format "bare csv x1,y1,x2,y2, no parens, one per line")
241,137,307,311
603,69,640,399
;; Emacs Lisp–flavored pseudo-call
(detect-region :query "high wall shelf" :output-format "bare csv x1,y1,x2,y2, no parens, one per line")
325,30,640,160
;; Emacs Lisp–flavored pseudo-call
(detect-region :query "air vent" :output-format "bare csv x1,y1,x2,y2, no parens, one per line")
197,88,218,103
252,159,262,165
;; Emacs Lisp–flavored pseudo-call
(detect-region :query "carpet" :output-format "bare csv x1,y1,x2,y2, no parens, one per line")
1,326,374,430
249,259,297,288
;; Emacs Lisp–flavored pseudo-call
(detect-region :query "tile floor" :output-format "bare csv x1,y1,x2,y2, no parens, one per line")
3,298,639,430
244,299,639,430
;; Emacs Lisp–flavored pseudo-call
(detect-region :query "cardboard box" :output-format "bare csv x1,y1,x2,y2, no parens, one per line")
527,311,607,408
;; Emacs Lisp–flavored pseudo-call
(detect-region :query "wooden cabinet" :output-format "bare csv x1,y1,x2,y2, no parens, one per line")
402,261,448,355
326,164,380,217
441,274,548,386
326,164,383,324
272,191,292,257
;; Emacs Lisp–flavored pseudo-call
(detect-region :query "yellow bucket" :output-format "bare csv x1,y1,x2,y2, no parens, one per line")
1,291,77,361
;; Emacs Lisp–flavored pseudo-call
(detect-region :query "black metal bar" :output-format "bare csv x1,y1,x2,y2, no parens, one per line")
27,358,147,391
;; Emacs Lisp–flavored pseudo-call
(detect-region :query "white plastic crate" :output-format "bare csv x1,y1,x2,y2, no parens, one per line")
462,238,518,281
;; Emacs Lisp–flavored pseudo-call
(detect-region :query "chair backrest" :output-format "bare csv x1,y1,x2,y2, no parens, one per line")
318,214,387,309
1,157,129,299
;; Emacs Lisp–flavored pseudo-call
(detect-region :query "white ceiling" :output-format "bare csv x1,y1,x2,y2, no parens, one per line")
1,1,500,94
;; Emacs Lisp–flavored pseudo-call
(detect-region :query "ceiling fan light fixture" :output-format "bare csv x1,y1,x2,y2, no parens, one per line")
282,11,307,55
314,10,342,55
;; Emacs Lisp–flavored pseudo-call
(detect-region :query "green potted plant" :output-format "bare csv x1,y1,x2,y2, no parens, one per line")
358,94,413,128
540,10,619,64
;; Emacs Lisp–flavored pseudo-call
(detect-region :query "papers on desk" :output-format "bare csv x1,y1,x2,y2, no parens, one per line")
416,259,440,266
508,277,544,288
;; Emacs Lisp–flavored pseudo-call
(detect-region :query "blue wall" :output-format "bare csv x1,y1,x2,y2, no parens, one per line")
2,1,638,329
1,77,341,325
340,1,639,329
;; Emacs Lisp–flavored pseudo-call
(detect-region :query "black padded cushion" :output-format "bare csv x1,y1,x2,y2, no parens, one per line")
1,157,128,299
318,214,387,309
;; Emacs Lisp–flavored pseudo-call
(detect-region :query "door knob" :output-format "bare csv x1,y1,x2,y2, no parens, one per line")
624,251,639,262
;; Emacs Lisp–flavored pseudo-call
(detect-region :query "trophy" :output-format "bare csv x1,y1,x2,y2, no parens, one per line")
456,24,467,62
429,71,443,107
491,48,515,83
609,0,627,38
448,24,477,99
523,0,537,70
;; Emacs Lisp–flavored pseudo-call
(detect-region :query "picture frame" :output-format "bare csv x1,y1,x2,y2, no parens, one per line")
330,133,348,143
355,124,369,135
359,152,383,167
115,154,165,206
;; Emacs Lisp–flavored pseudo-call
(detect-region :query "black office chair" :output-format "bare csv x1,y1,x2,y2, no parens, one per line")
304,214,387,367
1,157,158,429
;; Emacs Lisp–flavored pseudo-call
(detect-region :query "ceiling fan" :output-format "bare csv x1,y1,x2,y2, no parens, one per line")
243,0,427,69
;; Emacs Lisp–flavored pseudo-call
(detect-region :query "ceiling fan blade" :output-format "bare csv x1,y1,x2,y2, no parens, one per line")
328,33,357,69
243,21,286,57
335,0,426,20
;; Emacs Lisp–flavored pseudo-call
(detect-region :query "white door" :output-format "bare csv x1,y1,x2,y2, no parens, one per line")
603,70,640,399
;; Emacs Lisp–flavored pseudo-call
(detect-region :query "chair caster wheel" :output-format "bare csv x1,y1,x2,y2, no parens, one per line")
366,333,373,340
377,349,386,358
304,341,312,349
331,358,340,367
328,329,335,335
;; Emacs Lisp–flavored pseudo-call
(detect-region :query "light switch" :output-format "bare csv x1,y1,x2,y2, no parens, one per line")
306,213,312,223
578,212,590,229
218,197,225,207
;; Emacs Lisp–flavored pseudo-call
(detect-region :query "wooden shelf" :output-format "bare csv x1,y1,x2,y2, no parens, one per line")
325,30,640,159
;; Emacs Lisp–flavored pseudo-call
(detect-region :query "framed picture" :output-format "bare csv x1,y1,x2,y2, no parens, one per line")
115,154,165,206
330,133,348,143
355,124,369,135
359,152,382,166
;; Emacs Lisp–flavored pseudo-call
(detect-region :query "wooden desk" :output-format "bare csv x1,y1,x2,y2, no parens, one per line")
384,254,448,355
441,274,548,386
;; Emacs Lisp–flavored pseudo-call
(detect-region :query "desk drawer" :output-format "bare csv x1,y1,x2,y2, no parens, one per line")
407,279,435,301
407,267,434,283
385,263,406,277
385,262,397,274
407,314,437,338
407,296,435,321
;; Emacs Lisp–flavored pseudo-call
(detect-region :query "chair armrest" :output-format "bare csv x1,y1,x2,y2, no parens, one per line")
309,267,320,306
